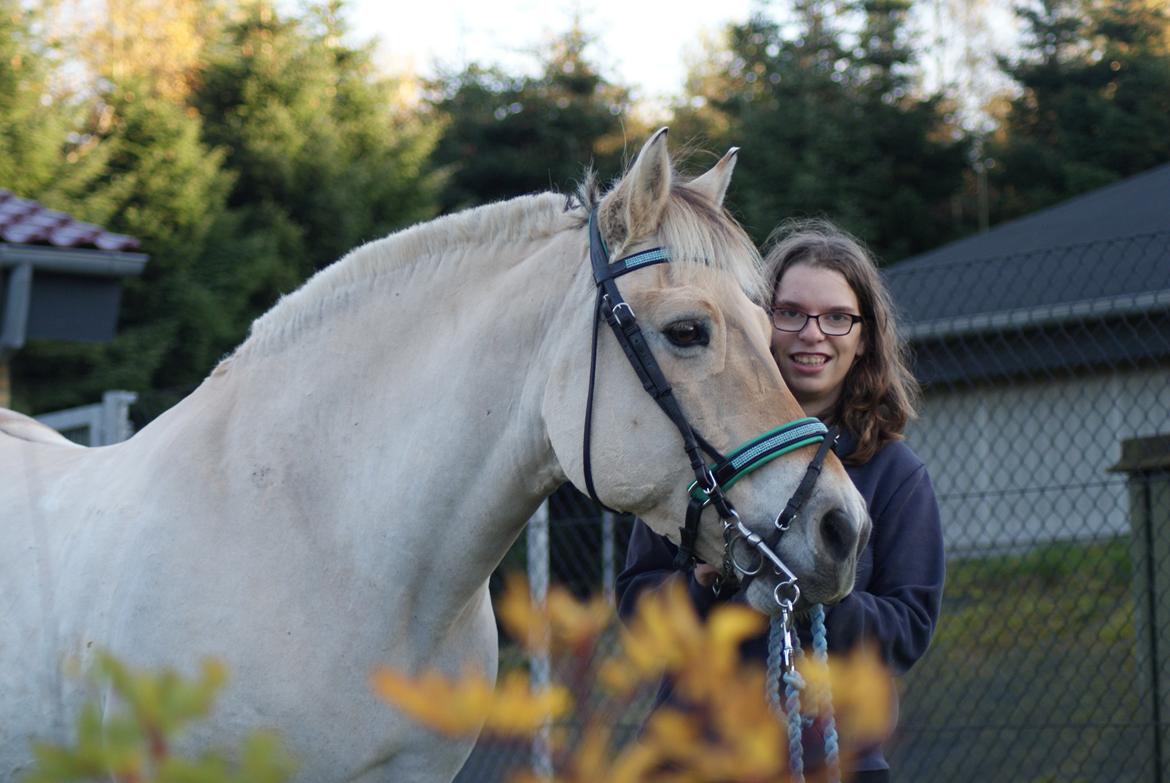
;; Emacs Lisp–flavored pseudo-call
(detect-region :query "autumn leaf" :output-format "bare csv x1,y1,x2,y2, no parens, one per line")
371,665,570,738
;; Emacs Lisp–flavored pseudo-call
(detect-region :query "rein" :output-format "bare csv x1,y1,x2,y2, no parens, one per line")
579,207,843,779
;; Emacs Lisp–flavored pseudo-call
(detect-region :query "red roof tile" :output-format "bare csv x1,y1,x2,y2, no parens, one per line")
0,189,141,252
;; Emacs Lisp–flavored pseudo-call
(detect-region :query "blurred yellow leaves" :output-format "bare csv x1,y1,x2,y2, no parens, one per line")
372,574,895,783
371,667,570,739
600,578,766,700
26,651,296,783
796,645,896,746
496,572,613,653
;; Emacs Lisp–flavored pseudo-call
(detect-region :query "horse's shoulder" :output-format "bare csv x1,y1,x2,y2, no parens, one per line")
0,409,82,447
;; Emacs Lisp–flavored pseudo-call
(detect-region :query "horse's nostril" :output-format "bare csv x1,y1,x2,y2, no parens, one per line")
820,508,855,563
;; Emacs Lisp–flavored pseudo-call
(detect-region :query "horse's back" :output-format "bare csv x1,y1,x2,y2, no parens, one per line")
0,418,118,775
0,408,83,447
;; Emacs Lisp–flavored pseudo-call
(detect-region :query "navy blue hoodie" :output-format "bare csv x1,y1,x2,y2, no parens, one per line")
616,430,945,773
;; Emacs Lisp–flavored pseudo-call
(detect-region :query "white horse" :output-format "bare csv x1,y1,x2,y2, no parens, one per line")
0,130,869,782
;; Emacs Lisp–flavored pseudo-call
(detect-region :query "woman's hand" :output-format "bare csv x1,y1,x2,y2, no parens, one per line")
694,564,720,587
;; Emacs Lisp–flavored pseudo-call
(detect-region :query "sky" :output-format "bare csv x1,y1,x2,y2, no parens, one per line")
346,0,756,104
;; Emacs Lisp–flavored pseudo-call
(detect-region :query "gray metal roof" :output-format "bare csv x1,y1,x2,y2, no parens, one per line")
883,163,1170,385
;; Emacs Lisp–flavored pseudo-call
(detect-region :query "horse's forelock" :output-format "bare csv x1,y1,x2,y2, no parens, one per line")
659,184,768,304
578,162,766,304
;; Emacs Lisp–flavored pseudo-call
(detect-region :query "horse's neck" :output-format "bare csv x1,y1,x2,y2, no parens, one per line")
175,224,584,622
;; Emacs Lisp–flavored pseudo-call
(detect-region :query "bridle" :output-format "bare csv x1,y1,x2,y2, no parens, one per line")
580,207,838,632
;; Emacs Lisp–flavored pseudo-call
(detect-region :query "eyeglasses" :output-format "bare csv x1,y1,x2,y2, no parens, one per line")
771,308,863,336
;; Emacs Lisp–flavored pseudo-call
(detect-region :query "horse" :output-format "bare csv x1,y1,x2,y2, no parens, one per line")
0,129,870,782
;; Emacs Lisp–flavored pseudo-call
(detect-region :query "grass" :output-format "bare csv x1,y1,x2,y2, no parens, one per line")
892,536,1156,783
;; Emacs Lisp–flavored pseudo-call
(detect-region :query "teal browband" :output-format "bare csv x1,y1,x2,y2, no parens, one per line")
688,418,829,503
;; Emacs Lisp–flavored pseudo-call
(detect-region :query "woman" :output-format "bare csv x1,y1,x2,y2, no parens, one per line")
616,219,945,783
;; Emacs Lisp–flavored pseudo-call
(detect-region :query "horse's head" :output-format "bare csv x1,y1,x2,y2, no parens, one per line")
544,128,870,613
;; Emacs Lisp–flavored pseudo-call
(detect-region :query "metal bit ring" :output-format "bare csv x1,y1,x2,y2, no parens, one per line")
773,579,800,610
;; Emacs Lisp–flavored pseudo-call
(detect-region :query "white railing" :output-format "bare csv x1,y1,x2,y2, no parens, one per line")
35,390,137,446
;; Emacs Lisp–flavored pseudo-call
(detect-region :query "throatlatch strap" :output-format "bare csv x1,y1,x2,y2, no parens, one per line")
583,289,619,513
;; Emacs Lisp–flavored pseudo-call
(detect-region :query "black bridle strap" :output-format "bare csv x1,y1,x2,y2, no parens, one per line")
582,209,727,513
774,427,839,531
673,420,832,571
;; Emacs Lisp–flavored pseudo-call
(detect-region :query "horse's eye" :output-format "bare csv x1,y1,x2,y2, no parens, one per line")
664,320,709,348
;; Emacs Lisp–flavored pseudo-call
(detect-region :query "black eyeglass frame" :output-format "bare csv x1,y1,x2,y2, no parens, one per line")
770,309,865,336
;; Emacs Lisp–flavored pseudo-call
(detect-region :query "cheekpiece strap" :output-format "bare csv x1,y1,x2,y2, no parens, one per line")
583,208,720,514
688,418,828,504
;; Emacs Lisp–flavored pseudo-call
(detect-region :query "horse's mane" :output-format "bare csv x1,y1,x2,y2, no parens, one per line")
231,193,572,361
228,167,765,365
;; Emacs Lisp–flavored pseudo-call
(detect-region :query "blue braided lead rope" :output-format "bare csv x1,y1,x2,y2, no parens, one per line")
770,605,841,783
766,615,785,714
811,604,841,783
769,615,805,782
783,667,806,782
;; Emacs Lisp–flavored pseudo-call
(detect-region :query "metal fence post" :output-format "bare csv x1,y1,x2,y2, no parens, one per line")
602,510,616,605
525,499,553,780
1111,433,1170,783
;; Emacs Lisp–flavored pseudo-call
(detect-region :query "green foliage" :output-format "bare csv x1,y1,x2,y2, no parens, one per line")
193,0,440,277
0,0,81,197
426,22,641,212
989,0,1170,221
23,652,295,783
10,0,440,413
12,75,235,412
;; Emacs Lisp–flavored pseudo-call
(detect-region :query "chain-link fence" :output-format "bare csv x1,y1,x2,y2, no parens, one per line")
460,229,1170,782
885,229,1170,783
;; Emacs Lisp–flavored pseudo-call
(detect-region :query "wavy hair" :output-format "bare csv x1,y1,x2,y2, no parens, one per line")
762,219,919,464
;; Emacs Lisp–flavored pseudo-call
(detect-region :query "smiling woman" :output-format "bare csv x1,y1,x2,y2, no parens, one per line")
618,218,945,783
770,263,867,420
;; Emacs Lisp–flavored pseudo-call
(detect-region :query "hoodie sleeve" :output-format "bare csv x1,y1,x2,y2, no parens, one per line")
616,518,724,621
825,462,945,675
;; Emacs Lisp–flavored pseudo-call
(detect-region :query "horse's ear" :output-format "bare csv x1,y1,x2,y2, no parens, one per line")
688,147,739,208
601,127,672,248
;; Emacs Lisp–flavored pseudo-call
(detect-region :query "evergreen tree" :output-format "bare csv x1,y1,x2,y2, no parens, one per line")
10,0,235,411
193,0,439,283
676,4,967,261
990,0,1170,221
12,77,236,411
0,0,102,204
427,22,642,212
13,0,440,413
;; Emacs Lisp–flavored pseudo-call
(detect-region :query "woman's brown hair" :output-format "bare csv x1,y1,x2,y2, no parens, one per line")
762,219,919,464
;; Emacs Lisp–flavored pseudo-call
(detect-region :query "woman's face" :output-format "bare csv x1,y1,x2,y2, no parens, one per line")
770,263,865,418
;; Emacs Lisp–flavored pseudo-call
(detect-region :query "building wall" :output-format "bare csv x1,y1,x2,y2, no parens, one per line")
907,364,1170,555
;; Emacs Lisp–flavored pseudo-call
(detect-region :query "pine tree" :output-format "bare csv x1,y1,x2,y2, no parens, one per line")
676,4,967,261
0,0,101,203
13,0,440,413
10,0,235,411
990,0,1170,220
194,0,439,281
427,22,643,212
